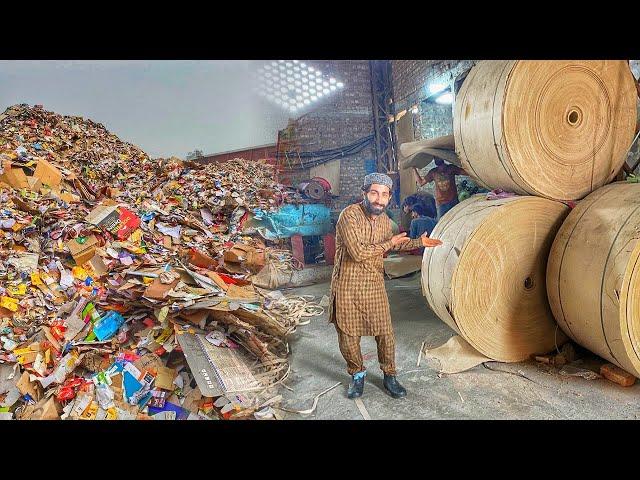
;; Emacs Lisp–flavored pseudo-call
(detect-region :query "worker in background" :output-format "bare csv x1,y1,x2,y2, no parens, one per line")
329,173,442,400
409,203,437,240
400,193,436,232
413,158,467,219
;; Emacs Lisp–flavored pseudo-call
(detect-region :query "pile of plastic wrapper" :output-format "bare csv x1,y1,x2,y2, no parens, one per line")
0,104,322,420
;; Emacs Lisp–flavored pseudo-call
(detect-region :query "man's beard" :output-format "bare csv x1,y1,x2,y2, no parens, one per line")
363,197,386,216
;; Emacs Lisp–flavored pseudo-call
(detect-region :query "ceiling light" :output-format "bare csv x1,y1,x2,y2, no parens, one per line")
330,85,336,91
300,63,306,68
428,83,447,94
308,67,315,72
311,95,317,101
304,99,310,105
329,78,336,84
323,89,330,94
435,92,454,104
302,92,309,97
337,82,344,88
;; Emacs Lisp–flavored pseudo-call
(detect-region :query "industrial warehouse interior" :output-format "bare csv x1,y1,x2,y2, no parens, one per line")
1,59,640,421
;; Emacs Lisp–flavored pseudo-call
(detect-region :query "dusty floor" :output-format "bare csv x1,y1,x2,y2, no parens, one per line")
279,273,640,420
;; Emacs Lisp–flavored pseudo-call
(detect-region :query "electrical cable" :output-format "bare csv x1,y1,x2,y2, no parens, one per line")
278,134,374,171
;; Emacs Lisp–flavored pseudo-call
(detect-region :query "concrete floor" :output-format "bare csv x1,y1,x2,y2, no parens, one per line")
279,273,640,420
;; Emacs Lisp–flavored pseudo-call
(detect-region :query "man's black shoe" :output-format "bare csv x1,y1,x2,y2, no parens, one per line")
347,372,365,399
383,374,407,398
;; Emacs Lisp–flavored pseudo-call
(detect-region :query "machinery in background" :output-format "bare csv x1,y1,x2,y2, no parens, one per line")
297,177,333,203
244,179,336,268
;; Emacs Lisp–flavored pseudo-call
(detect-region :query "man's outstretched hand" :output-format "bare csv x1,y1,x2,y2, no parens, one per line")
391,232,411,247
421,232,442,247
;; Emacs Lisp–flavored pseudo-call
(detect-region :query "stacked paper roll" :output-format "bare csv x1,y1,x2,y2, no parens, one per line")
422,194,570,362
547,182,640,377
454,60,637,201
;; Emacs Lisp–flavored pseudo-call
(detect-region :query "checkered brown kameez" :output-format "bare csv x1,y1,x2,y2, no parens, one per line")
329,202,422,375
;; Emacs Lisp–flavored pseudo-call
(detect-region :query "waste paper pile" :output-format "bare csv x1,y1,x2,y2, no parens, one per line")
0,104,323,420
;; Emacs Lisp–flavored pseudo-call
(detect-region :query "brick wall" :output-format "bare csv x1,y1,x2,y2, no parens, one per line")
391,60,478,199
391,60,475,123
284,60,376,211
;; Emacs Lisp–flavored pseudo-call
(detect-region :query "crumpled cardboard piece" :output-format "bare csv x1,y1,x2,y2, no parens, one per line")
224,245,264,270
67,235,100,266
16,371,43,401
34,158,62,187
143,277,180,300
226,283,259,302
0,164,30,190
155,366,177,391
134,353,164,374
180,309,210,326
204,271,229,291
188,248,218,270
20,396,60,420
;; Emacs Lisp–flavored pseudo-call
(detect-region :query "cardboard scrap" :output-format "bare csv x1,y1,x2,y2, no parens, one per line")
155,366,177,391
20,397,60,420
0,163,29,190
143,277,180,300
33,158,62,187
16,371,43,401
67,235,100,266
179,309,210,326
224,245,265,271
226,283,259,302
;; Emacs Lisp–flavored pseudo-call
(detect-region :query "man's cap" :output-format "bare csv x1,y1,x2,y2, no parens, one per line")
363,172,393,190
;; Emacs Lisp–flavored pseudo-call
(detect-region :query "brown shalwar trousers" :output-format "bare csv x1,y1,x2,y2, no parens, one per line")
336,328,397,376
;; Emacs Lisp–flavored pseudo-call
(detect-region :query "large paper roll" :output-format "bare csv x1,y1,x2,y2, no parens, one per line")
422,194,570,362
454,60,637,201
547,182,640,377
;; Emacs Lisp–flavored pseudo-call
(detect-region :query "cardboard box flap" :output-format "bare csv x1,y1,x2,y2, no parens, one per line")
34,158,63,187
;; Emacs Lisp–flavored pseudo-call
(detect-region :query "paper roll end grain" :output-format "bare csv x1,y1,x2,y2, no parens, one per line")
423,195,570,362
455,60,637,201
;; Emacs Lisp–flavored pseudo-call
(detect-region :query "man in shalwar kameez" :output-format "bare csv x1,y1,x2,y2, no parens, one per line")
329,173,442,399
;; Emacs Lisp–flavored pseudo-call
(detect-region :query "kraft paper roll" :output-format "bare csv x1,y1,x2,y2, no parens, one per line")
422,194,569,362
454,60,637,201
547,182,640,377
